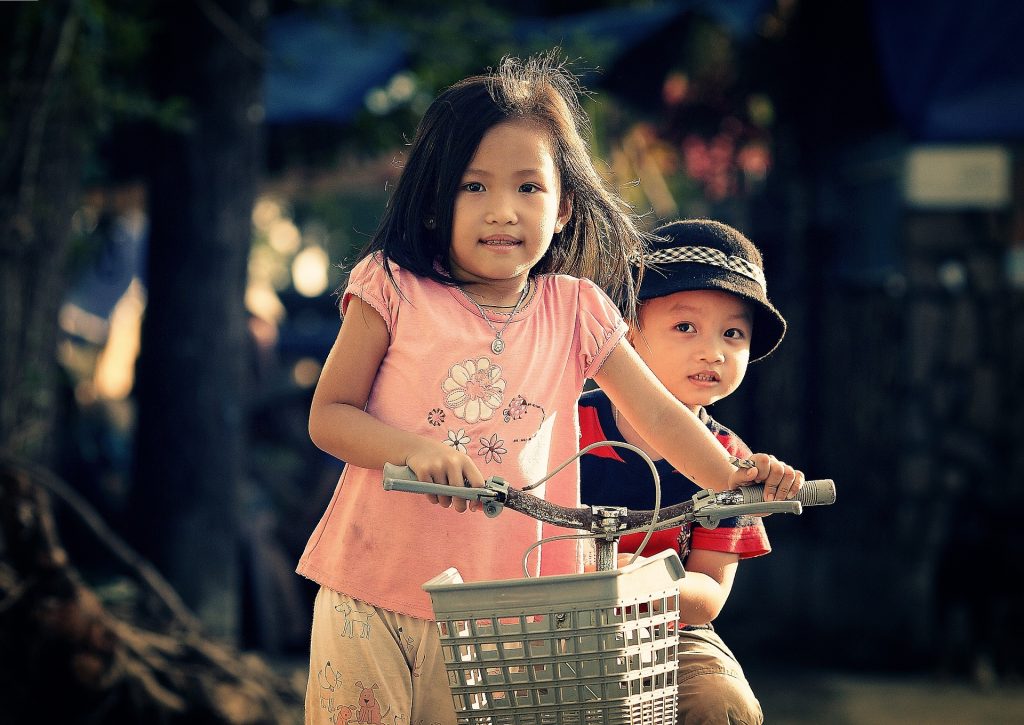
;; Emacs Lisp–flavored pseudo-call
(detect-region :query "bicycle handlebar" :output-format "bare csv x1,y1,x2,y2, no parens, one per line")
382,463,835,534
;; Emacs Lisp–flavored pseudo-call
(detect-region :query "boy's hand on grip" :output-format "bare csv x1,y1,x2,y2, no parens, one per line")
729,452,804,501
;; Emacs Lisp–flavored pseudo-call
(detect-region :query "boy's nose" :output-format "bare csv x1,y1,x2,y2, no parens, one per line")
697,344,726,363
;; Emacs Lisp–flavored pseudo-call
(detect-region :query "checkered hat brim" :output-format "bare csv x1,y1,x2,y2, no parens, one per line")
643,245,768,293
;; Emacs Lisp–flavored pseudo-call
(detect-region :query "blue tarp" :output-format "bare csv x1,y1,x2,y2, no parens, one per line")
264,10,408,123
871,0,1024,140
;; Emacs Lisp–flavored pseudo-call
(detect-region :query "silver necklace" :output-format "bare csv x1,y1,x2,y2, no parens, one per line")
459,280,530,355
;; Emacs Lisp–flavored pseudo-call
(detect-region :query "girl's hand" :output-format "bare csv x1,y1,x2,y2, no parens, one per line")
406,445,486,513
728,452,804,501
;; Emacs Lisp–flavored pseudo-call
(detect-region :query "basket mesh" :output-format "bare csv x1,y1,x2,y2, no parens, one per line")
424,550,684,725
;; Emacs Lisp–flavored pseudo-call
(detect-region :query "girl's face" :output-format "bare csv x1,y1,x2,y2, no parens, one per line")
629,289,753,411
449,119,571,301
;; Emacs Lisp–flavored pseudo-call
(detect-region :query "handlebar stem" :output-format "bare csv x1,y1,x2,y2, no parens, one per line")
592,505,629,539
481,476,509,518
590,505,627,572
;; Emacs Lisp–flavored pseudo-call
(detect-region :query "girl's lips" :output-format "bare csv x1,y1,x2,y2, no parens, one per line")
480,235,520,246
688,372,720,386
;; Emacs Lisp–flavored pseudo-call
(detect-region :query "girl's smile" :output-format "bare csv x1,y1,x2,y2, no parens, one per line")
449,119,571,305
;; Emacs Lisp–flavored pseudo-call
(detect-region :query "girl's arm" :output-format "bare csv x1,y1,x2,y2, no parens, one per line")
308,297,485,509
593,341,752,491
676,549,738,624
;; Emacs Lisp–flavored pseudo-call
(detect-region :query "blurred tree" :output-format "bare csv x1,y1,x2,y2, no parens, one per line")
127,0,266,642
1,1,95,462
1,2,301,719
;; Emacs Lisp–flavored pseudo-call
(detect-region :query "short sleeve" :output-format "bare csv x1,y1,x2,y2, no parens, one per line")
341,254,400,334
691,518,771,559
576,278,628,378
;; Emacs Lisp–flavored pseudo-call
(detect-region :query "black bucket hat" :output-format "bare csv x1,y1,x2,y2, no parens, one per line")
637,219,787,361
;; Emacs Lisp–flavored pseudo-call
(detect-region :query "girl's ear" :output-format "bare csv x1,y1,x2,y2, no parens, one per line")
625,307,646,349
625,320,639,346
554,193,573,233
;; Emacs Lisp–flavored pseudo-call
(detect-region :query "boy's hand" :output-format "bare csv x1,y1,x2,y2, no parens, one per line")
406,445,486,513
729,453,804,501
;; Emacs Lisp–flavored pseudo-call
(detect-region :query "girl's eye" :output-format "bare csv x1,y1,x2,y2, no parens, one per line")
724,328,748,340
519,182,541,193
675,322,696,333
461,182,485,193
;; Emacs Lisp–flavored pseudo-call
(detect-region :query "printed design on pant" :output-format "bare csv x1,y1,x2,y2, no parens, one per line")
335,601,375,639
316,660,356,724
426,408,445,426
502,394,547,443
396,625,424,678
441,357,506,423
353,681,391,724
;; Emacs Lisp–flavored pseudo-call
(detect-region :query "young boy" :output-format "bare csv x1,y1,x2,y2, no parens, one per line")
579,219,800,724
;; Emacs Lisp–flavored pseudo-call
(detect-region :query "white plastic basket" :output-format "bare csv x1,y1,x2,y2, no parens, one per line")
423,549,685,724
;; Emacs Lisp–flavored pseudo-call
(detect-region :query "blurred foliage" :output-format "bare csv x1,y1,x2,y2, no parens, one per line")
269,0,649,166
0,0,195,183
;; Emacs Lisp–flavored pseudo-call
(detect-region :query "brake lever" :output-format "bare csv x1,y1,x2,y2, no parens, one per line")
690,488,803,529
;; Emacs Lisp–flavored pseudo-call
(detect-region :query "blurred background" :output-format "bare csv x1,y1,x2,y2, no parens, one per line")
2,0,1023,722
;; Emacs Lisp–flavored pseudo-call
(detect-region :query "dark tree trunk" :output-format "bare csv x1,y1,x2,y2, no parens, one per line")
130,0,264,641
0,1,87,461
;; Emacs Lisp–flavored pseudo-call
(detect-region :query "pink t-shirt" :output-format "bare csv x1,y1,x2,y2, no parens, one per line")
296,255,628,619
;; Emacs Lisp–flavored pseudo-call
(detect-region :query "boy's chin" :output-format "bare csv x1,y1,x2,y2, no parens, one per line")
683,394,723,409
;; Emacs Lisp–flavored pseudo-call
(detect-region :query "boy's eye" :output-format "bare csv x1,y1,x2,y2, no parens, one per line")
675,322,695,333
724,328,747,340
519,182,541,193
461,181,485,192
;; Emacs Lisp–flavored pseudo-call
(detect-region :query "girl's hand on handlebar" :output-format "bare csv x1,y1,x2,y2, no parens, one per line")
405,445,486,513
732,452,805,501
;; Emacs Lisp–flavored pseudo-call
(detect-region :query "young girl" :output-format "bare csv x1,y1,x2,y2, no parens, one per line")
298,53,788,724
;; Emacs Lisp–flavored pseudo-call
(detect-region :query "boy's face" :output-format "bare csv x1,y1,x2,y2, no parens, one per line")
629,289,753,411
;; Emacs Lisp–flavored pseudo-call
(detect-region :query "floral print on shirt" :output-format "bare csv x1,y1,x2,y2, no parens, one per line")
444,428,471,453
442,357,506,423
477,433,507,464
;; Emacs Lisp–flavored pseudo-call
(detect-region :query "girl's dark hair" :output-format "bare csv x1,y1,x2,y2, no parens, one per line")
358,51,649,320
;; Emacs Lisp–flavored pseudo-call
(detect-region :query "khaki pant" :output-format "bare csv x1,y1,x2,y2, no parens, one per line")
304,587,457,725
677,625,763,725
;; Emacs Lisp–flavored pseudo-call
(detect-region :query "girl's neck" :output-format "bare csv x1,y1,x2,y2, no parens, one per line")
460,278,532,308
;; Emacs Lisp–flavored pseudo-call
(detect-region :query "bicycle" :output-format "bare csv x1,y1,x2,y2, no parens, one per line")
382,449,835,724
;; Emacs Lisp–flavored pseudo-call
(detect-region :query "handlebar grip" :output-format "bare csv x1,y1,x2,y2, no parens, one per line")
740,479,836,506
383,463,417,482
382,463,595,528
